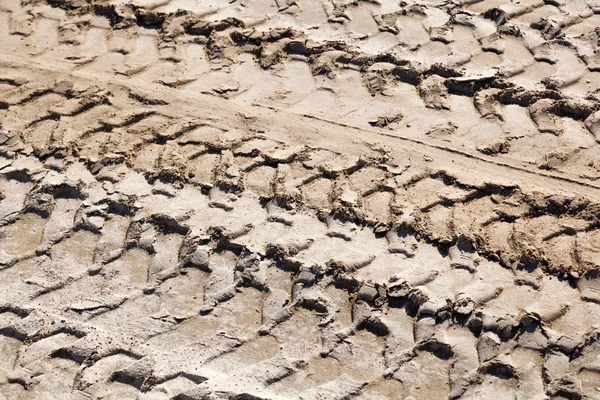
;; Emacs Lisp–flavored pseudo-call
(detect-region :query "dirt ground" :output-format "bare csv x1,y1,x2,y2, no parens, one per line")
1,0,600,398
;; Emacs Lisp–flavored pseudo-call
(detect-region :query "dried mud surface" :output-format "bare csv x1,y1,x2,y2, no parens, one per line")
2,0,600,398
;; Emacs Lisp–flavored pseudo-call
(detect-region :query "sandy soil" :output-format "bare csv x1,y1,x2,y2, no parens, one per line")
1,0,600,398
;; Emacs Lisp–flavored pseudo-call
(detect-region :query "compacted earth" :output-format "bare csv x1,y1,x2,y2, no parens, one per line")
2,0,600,398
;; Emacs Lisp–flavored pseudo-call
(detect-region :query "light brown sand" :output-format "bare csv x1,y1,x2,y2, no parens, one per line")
1,0,600,398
